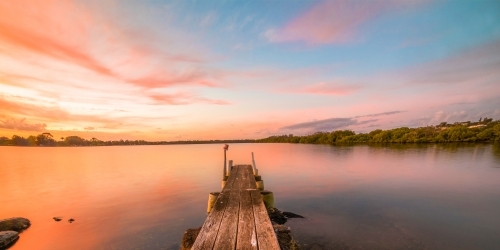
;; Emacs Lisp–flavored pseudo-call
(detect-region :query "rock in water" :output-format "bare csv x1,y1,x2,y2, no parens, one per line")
68,218,75,223
0,218,31,232
267,207,287,225
181,227,201,250
273,225,301,250
282,211,305,219
0,231,19,249
53,217,62,222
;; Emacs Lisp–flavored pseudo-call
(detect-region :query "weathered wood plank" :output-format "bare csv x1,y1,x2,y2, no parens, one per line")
237,190,258,250
193,165,279,250
222,165,240,192
235,166,258,249
213,187,240,249
191,167,240,249
251,190,280,250
240,165,257,190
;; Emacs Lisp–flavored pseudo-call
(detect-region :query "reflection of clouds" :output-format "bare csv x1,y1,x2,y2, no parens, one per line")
260,143,500,250
1,143,499,249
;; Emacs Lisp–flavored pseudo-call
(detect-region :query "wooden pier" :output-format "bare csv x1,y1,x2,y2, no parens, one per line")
191,165,280,249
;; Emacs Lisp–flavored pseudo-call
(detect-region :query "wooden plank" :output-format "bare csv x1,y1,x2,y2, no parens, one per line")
241,165,258,190
237,190,258,250
211,166,250,249
213,185,240,249
251,190,280,250
191,167,240,249
193,165,279,250
236,166,258,249
222,165,240,192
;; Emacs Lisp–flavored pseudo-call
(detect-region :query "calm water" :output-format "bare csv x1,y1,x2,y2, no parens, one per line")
1,143,500,250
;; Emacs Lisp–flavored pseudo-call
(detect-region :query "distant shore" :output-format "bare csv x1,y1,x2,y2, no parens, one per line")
1,118,499,147
258,118,500,144
0,136,255,147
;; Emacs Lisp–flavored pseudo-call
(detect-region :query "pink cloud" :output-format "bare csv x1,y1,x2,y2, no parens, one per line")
267,0,424,44
297,82,360,95
149,93,231,105
405,40,500,86
0,0,116,76
0,0,224,90
129,69,221,89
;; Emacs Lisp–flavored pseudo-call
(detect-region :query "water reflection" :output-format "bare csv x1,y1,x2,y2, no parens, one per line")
491,143,500,166
1,143,499,249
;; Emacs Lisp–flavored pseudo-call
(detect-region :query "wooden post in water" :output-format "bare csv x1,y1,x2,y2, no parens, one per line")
222,145,229,188
207,192,220,214
261,191,274,208
223,145,229,179
256,180,264,190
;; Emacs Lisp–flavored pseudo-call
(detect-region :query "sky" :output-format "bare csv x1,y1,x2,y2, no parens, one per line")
0,0,499,141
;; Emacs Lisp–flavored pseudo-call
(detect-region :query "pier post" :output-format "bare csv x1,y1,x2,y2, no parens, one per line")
207,192,220,214
227,160,233,176
223,144,229,180
251,152,258,175
261,191,274,208
256,180,264,190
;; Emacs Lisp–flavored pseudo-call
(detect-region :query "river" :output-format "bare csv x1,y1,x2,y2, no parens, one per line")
1,143,499,249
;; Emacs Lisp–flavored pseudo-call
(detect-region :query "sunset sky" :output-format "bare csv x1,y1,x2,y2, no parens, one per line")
1,0,499,141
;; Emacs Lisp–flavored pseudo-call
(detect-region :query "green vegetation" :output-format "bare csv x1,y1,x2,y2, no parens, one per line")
0,133,254,147
257,118,500,144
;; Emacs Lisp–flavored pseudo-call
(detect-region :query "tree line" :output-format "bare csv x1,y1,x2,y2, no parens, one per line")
0,133,254,147
257,118,500,144
2,118,499,147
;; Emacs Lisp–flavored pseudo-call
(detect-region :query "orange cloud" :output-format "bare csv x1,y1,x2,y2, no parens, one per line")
129,69,220,89
0,0,116,77
0,0,225,90
149,93,231,105
0,96,122,127
0,117,46,132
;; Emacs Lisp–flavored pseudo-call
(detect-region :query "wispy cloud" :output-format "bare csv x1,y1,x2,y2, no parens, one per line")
295,81,360,95
0,0,225,91
265,0,425,45
0,95,122,127
280,110,404,133
199,11,217,27
355,110,406,118
281,117,373,132
405,40,500,86
0,117,46,132
149,92,231,105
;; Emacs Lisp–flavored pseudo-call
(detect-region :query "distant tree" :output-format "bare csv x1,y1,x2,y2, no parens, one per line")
27,136,37,146
0,136,10,146
36,132,56,146
11,135,28,146
65,136,86,146
483,117,493,124
90,137,99,146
